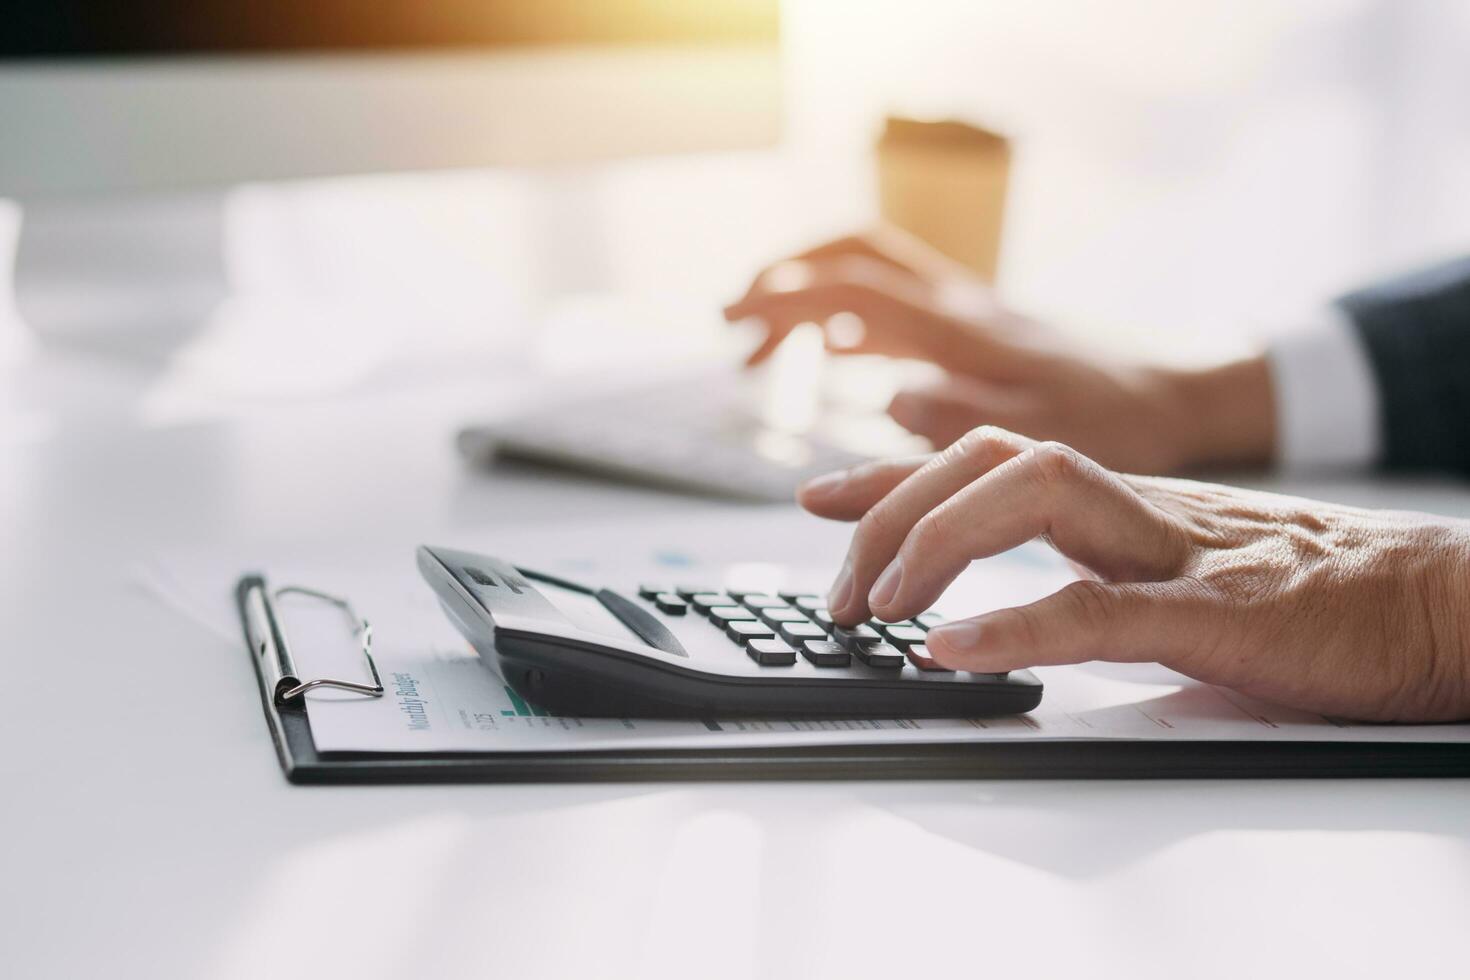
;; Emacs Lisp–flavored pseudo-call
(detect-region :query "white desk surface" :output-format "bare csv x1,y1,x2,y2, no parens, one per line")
4,344,1470,980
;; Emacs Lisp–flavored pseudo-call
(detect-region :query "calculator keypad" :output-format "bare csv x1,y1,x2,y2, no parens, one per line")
746,638,797,666
778,621,828,645
832,624,881,649
689,593,731,614
878,624,926,649
904,643,954,672
726,620,776,643
637,584,978,676
652,593,688,615
852,643,905,668
799,640,850,666
708,606,756,627
760,607,809,626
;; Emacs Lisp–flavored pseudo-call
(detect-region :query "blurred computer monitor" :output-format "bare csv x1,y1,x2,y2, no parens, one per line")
0,1,780,342
0,0,780,194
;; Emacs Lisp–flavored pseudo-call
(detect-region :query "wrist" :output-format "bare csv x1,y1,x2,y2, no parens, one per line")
1152,356,1276,470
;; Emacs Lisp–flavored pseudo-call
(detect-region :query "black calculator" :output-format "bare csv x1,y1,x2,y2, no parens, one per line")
418,545,1043,719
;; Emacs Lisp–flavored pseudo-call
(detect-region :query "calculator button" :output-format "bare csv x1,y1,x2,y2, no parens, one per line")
879,624,927,649
793,596,826,612
652,593,688,615
639,583,670,600
726,620,776,643
746,638,797,666
760,607,808,626
810,610,834,631
831,624,880,651
676,585,710,600
904,643,954,672
799,640,851,666
779,591,817,603
689,592,731,614
708,606,757,627
779,621,828,645
741,594,788,610
852,642,905,668
914,612,946,630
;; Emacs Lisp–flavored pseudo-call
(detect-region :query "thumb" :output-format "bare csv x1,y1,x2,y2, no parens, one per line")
924,581,1191,673
888,389,968,448
888,382,1008,448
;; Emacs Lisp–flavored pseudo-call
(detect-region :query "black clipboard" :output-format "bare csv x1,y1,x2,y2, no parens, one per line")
237,574,1470,783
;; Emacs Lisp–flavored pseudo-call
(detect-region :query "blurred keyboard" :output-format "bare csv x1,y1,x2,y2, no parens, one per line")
457,372,871,501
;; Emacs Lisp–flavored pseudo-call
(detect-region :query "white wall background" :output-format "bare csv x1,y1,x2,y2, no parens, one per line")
229,0,1470,363
782,0,1470,357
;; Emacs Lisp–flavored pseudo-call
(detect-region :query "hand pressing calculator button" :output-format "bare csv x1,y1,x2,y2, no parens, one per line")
418,545,1043,719
904,643,955,672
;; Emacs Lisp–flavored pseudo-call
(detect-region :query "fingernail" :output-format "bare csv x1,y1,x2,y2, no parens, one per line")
868,556,903,608
800,470,848,495
827,560,854,612
928,621,982,653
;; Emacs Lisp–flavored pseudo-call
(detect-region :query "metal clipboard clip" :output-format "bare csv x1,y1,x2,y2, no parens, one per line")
242,579,385,705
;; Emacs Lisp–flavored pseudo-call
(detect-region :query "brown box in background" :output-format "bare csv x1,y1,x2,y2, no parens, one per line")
876,116,1011,282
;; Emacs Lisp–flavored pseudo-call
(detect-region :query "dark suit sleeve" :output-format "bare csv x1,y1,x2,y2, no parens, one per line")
1336,255,1470,474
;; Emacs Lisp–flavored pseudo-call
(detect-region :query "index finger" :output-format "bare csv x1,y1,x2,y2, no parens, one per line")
723,255,934,325
866,442,1189,624
725,231,928,316
824,427,1036,625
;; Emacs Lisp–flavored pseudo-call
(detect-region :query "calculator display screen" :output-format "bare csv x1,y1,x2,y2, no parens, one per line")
533,580,645,646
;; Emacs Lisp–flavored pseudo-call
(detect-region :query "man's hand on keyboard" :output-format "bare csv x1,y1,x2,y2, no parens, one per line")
798,426,1470,722
725,225,1274,474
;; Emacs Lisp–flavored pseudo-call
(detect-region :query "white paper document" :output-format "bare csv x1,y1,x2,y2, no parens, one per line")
304,645,1470,754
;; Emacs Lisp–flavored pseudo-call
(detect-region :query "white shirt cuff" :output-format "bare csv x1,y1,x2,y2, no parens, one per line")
1266,308,1381,471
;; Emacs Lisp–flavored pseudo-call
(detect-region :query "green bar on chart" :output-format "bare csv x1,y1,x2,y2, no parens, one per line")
504,685,534,717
